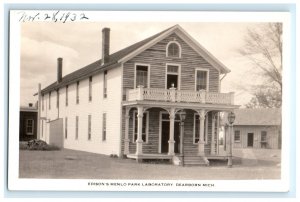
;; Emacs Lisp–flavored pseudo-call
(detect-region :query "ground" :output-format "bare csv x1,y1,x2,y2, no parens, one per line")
19,148,281,180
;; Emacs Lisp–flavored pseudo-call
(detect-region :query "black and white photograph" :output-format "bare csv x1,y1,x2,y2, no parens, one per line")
8,10,291,192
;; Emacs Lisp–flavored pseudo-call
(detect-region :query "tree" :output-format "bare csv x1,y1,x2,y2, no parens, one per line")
239,23,282,108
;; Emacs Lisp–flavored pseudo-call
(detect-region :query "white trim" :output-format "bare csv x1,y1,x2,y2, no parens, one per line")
165,63,181,90
166,41,182,58
132,110,149,143
25,119,34,135
134,63,151,89
159,111,181,153
195,67,209,91
193,113,208,145
118,25,230,74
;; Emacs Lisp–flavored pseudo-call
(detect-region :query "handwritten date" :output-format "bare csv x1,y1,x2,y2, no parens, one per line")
18,11,89,23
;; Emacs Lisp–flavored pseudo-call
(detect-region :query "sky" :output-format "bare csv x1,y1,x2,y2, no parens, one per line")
20,22,266,107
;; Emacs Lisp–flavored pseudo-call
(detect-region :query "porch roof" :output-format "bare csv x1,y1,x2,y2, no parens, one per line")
122,100,240,112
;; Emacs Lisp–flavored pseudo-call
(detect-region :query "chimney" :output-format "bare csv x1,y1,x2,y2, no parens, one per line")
57,57,63,83
102,28,110,65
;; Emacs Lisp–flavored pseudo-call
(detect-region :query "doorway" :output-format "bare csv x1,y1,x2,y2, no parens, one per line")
247,133,254,147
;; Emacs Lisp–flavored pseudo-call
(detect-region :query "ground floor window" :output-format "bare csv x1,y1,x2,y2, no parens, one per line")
88,115,91,140
65,117,68,139
133,111,149,143
75,116,79,140
102,113,106,141
26,119,34,135
261,131,267,142
234,130,241,142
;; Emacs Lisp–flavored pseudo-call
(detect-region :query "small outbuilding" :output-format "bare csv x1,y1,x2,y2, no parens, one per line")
20,103,38,141
232,108,281,149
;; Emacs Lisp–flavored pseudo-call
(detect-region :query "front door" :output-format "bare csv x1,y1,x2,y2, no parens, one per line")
161,120,180,153
247,133,254,147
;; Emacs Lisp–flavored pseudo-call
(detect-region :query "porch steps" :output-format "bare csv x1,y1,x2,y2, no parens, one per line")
182,155,209,166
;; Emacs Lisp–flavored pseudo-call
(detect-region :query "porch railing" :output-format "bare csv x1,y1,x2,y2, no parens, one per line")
126,86,234,105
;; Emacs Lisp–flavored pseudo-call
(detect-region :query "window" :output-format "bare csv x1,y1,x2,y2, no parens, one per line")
133,111,149,143
66,85,68,106
103,71,107,98
56,89,59,108
261,131,267,142
135,64,149,88
193,114,207,144
42,95,44,111
26,119,34,135
65,117,68,139
49,92,51,109
88,115,91,140
89,76,92,101
196,69,209,91
166,64,180,89
76,81,79,104
167,42,181,58
41,120,43,137
102,113,106,141
75,116,79,140
234,130,241,142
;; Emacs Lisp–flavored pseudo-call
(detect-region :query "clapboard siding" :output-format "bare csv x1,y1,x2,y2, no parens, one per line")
233,125,280,149
123,33,220,92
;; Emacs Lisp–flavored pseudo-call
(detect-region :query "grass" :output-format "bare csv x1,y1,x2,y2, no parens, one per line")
19,148,281,180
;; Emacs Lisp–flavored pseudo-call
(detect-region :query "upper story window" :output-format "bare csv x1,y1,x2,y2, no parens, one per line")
103,71,107,98
65,85,68,106
195,68,209,91
56,89,59,108
89,76,92,102
166,41,181,58
76,81,79,104
135,64,150,88
49,92,51,110
42,95,44,111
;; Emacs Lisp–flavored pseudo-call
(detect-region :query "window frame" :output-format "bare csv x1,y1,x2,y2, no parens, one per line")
65,85,68,106
132,110,149,143
234,130,241,142
65,117,68,139
26,119,34,135
75,116,79,140
165,63,181,90
134,63,150,89
89,76,92,102
103,71,107,98
195,68,209,91
193,113,208,144
88,115,92,140
166,41,182,58
261,131,267,142
76,81,80,104
102,113,107,141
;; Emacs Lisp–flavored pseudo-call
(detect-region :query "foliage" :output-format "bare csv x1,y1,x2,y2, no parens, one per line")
20,139,60,151
239,23,282,108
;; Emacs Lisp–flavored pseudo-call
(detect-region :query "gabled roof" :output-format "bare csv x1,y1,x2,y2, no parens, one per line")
233,108,281,126
40,24,230,94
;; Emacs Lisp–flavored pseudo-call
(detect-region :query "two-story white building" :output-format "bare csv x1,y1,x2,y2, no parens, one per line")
38,25,239,166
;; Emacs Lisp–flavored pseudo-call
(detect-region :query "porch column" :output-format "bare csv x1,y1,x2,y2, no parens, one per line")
198,109,206,155
136,106,144,156
168,108,175,155
124,107,130,155
211,115,216,155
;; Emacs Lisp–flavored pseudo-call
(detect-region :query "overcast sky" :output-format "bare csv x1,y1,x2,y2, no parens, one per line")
20,22,266,107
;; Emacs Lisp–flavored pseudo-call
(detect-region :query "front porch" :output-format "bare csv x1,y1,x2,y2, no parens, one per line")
122,86,239,166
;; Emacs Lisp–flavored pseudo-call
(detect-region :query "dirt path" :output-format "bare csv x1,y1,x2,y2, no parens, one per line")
241,148,258,166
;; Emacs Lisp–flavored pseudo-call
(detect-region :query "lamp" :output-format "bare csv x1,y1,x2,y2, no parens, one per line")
227,111,235,168
227,111,236,125
179,110,186,122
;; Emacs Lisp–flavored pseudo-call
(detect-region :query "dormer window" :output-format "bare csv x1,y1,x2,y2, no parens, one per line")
166,41,181,58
